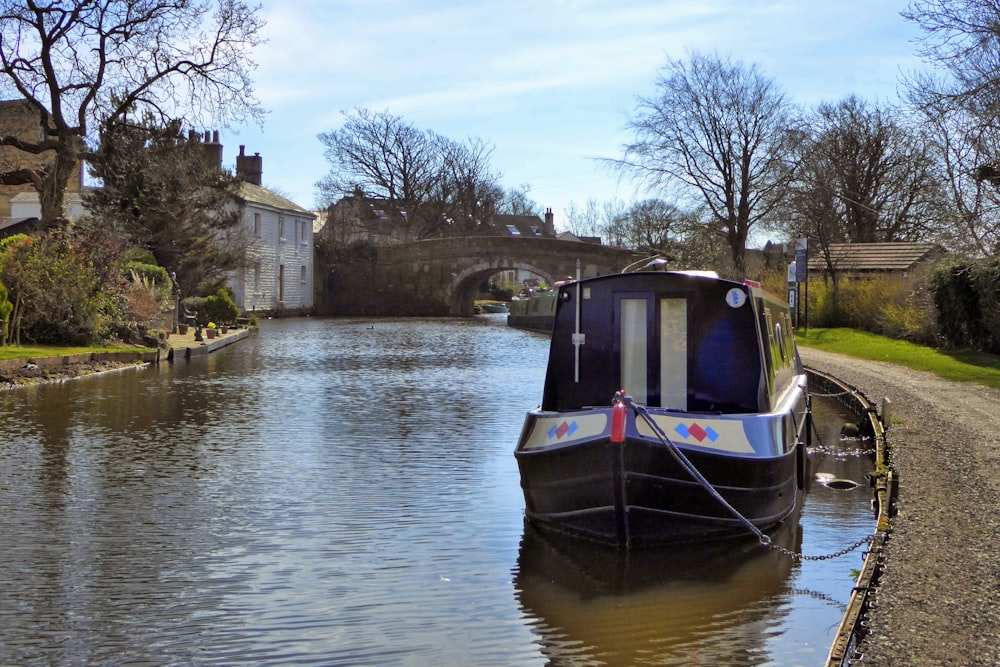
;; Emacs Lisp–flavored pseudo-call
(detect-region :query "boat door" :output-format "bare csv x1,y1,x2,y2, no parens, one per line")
615,293,688,410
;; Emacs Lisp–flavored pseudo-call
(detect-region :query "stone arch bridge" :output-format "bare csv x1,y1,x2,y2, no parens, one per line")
375,236,637,316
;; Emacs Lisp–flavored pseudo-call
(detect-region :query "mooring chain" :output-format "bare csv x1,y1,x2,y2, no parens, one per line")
809,388,856,399
626,398,875,563
760,533,874,562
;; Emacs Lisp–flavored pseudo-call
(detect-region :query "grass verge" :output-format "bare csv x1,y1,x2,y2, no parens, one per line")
0,344,154,362
796,327,1000,390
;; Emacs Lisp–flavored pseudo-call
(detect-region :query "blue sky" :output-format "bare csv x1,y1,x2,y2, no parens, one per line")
217,0,925,229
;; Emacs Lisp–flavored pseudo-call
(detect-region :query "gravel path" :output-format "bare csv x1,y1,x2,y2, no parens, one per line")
800,348,1000,667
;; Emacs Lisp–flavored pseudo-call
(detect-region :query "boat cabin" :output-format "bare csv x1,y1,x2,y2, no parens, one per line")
541,272,800,415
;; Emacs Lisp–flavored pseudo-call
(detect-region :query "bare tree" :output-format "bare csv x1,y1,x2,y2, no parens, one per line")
918,100,1000,256
0,0,264,224
904,0,1000,112
317,109,505,241
785,96,940,261
563,198,628,242
615,51,801,273
434,135,504,234
497,184,541,217
903,1,1000,256
604,198,695,254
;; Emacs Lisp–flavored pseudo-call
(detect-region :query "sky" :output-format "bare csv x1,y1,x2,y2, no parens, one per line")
216,0,927,230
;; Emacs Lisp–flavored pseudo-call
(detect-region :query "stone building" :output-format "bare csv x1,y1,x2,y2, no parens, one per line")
0,99,86,234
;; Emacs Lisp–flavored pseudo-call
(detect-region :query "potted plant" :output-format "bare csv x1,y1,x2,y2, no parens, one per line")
206,322,217,339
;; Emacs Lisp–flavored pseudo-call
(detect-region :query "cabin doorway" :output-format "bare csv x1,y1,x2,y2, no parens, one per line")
615,294,688,410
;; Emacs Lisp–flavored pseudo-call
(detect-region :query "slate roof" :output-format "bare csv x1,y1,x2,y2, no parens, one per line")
238,182,314,217
807,242,946,272
488,214,548,237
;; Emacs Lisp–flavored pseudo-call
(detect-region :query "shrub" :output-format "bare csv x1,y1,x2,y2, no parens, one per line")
0,230,107,345
202,287,239,325
805,274,937,345
123,261,171,291
926,257,1000,352
0,280,12,346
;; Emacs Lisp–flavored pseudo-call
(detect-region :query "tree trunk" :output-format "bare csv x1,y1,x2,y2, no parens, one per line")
38,150,78,225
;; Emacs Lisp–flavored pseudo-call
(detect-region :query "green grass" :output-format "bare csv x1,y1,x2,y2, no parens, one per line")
797,327,1000,389
0,344,153,362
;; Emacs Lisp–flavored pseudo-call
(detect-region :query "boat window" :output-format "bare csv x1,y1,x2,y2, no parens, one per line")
659,298,687,410
620,298,648,404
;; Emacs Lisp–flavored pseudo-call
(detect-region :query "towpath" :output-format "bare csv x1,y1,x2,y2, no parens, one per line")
800,348,1000,667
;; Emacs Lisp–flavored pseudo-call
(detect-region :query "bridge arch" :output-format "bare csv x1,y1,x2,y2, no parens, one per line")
352,236,636,316
447,260,556,315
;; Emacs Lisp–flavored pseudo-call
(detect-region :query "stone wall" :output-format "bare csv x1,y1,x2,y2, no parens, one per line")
0,100,83,219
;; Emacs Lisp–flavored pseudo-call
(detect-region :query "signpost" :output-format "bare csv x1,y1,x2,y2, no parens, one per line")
793,238,808,330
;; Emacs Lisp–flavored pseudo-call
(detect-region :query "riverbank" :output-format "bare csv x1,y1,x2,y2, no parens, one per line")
801,347,1000,666
0,326,251,390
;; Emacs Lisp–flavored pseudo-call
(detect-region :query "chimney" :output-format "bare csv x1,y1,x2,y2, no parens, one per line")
235,144,263,186
544,207,555,236
201,129,223,170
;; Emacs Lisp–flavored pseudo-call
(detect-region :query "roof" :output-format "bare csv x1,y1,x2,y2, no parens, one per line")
238,182,315,217
488,214,547,237
807,242,946,272
0,216,37,233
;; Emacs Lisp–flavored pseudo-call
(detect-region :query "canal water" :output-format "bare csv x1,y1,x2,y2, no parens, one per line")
0,316,874,666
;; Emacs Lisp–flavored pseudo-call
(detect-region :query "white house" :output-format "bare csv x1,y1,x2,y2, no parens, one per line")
8,190,89,222
3,135,316,316
229,178,315,314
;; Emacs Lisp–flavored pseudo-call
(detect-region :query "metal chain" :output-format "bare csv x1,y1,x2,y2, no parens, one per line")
758,532,874,562
809,388,857,398
628,397,876,563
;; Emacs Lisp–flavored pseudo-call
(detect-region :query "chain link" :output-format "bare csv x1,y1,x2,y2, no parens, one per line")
758,532,874,562
809,388,857,398
629,398,877,564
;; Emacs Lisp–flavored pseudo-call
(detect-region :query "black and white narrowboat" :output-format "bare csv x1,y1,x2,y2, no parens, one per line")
514,270,809,547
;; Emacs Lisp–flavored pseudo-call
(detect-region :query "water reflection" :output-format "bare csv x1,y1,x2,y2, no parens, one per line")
514,509,801,666
0,319,875,666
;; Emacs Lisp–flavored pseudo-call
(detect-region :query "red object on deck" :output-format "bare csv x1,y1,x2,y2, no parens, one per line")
610,400,627,443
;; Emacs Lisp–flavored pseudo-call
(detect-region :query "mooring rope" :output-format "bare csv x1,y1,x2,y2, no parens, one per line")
621,394,873,562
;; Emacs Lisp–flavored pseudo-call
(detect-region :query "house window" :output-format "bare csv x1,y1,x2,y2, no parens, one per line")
254,212,261,238
530,226,541,235
506,225,521,235
278,216,285,241
300,218,308,242
300,265,307,283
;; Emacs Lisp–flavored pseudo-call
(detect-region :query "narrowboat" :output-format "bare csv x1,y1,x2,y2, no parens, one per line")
514,270,809,547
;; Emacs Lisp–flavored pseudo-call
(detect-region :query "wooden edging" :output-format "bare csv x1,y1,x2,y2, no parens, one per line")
807,367,896,667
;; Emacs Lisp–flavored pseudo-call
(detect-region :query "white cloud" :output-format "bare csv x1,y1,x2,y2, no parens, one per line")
224,0,924,214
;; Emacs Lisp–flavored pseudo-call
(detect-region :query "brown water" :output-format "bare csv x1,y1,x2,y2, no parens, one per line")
0,316,873,665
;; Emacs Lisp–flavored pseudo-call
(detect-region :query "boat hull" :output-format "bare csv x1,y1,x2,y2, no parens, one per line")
515,410,801,547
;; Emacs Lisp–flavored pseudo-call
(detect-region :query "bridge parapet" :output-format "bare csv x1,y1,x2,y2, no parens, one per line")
376,236,636,315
